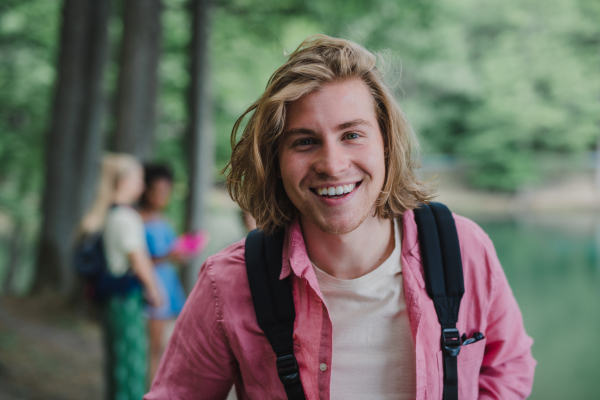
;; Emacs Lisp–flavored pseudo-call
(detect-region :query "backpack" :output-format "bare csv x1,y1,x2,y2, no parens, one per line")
245,202,465,400
74,232,107,281
74,232,141,302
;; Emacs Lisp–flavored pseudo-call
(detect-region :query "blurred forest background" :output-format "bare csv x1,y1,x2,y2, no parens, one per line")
0,0,599,399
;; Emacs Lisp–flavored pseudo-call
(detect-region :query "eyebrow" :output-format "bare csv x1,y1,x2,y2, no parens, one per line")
284,119,373,137
284,127,316,137
337,118,372,131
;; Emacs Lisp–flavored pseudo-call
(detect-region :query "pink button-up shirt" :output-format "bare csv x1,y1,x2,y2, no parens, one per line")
146,210,536,399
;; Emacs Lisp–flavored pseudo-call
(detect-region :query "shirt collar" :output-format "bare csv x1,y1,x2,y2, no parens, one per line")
280,211,424,289
280,218,325,300
280,218,311,280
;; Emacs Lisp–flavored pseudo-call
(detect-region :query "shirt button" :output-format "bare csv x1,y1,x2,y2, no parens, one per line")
319,363,327,372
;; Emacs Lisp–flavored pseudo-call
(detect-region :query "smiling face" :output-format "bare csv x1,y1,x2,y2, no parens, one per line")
278,78,386,235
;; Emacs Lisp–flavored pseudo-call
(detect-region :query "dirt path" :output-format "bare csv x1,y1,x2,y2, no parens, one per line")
0,296,103,400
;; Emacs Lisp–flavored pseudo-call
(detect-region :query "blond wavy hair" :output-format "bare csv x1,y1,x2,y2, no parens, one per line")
79,153,141,235
224,35,433,233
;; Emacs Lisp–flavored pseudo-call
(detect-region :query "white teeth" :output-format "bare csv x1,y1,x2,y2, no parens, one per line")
317,183,358,196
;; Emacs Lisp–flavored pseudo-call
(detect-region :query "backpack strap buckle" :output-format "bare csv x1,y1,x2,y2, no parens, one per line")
442,328,461,357
276,354,300,385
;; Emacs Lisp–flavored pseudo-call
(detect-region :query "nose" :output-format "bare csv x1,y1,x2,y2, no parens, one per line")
313,141,351,177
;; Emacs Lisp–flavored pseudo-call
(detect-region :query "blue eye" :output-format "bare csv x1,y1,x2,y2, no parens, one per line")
346,133,359,139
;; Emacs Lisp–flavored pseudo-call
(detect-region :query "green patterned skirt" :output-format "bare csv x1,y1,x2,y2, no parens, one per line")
102,288,147,400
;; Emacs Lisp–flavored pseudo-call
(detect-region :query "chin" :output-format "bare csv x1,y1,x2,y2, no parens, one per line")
311,215,365,235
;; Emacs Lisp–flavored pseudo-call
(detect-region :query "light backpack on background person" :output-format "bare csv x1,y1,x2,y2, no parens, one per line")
245,202,472,400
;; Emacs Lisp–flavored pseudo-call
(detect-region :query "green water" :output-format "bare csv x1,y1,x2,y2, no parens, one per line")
476,217,600,400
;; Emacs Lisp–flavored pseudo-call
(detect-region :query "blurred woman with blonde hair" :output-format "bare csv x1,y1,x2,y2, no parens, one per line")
79,153,160,400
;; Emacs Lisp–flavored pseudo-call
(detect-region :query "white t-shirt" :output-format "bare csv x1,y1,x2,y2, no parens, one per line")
103,206,147,277
312,219,416,400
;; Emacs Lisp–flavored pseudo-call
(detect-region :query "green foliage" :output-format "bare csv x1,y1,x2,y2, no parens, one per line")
1,0,599,216
0,0,59,197
454,0,600,189
0,0,60,294
329,0,600,190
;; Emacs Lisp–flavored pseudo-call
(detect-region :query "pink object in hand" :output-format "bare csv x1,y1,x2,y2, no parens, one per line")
173,230,209,257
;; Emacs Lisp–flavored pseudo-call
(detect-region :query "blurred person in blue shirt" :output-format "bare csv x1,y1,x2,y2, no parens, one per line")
138,164,188,382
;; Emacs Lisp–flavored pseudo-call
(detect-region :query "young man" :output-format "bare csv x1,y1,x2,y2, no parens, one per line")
145,36,535,400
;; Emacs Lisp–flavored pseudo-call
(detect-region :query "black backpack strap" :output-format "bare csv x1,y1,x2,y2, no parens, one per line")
245,229,306,400
414,202,464,400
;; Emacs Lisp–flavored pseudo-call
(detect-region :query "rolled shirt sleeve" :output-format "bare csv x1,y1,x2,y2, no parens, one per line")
145,258,239,399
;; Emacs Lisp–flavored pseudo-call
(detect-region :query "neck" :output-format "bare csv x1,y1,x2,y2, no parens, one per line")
301,214,397,280
138,206,161,221
112,192,133,206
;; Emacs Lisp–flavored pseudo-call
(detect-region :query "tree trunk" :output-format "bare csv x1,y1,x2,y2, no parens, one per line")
113,0,163,161
184,0,214,291
4,220,24,294
34,0,111,297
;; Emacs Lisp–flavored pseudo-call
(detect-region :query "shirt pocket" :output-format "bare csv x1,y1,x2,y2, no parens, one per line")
436,338,486,400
